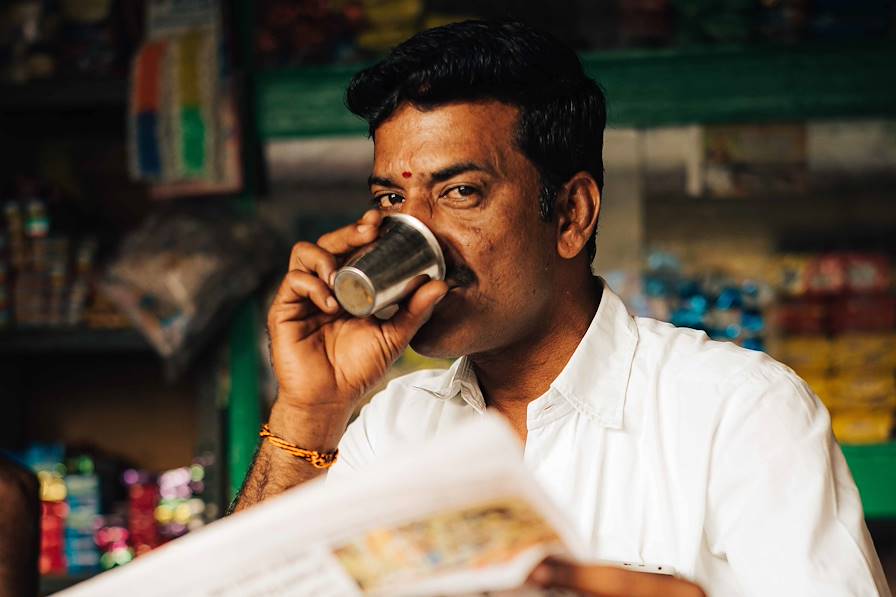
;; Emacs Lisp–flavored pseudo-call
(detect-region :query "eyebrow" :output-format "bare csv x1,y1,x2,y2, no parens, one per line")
429,162,490,183
367,162,491,189
368,175,396,188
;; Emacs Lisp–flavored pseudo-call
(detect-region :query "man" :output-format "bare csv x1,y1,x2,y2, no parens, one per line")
234,21,889,596
0,456,40,597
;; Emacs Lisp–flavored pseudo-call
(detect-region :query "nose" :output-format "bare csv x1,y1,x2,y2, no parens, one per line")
397,195,436,232
393,196,452,265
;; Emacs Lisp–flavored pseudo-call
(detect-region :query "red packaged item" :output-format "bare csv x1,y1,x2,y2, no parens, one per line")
831,294,896,333
805,254,846,296
127,478,161,554
40,501,68,575
844,254,892,294
771,297,829,335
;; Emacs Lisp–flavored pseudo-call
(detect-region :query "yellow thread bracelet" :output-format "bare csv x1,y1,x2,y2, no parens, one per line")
259,423,338,469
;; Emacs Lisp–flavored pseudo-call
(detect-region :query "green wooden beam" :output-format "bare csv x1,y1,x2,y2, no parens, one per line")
258,64,367,139
227,0,262,501
227,300,261,499
588,42,896,127
257,41,896,139
842,442,896,519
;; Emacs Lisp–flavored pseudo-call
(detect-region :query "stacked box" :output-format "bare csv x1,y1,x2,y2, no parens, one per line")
39,501,67,575
155,465,208,540
123,469,161,556
94,517,135,570
768,253,896,444
64,474,101,572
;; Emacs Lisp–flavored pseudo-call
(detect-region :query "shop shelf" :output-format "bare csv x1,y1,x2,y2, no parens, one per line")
39,572,97,595
0,78,127,111
0,328,150,355
256,41,896,140
842,442,896,519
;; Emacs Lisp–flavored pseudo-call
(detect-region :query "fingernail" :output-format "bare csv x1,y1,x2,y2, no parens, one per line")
357,224,373,234
530,564,551,585
434,291,448,304
326,297,338,310
328,272,336,287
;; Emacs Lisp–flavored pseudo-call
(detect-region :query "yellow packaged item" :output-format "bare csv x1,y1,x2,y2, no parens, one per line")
831,333,896,372
767,335,832,376
831,410,894,445
800,373,832,408
828,372,896,411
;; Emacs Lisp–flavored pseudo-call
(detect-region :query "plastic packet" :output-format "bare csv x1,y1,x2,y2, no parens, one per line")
102,208,276,361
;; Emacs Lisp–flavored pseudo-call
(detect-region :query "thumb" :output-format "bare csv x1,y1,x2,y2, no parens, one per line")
529,558,705,597
381,279,449,349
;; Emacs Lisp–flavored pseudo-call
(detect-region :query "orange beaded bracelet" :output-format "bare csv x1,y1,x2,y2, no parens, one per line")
259,423,339,469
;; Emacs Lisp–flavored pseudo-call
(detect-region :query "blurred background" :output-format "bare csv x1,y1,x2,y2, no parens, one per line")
1,0,896,594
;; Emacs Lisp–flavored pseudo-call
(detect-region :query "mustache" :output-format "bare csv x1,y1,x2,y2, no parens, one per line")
445,261,477,287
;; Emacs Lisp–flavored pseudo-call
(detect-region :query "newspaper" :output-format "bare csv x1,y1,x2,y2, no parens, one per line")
58,413,588,597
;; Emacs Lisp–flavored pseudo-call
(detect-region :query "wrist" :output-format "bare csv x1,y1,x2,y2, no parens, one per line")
268,400,349,451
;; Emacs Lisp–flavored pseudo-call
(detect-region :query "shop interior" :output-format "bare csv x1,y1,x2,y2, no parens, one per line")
1,0,895,594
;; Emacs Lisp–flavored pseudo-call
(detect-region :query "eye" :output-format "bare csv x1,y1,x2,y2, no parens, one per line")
443,185,479,201
372,193,404,209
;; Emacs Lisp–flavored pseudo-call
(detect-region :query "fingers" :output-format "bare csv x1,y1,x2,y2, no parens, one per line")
287,210,382,289
289,242,339,286
271,270,341,316
316,209,382,256
528,559,706,597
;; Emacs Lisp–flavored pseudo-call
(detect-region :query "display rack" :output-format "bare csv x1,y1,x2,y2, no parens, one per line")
256,40,896,139
0,6,261,593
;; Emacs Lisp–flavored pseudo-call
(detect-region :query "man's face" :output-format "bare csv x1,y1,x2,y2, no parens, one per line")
370,101,558,358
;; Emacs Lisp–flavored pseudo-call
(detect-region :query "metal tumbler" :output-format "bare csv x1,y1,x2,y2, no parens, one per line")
332,214,446,318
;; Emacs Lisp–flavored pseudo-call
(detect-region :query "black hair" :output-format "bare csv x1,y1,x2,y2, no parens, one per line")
345,20,606,261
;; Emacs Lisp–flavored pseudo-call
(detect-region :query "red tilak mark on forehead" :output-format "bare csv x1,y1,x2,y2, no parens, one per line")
402,171,412,178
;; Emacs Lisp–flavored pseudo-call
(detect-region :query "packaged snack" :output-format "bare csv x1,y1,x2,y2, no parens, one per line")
769,298,828,335
805,254,846,296
799,372,833,408
766,335,832,375
844,254,891,294
831,410,894,445
831,333,896,372
828,372,896,411
831,294,896,333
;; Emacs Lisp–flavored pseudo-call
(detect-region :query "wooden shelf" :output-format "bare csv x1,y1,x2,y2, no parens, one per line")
0,79,126,111
0,328,150,355
40,571,98,596
256,41,896,139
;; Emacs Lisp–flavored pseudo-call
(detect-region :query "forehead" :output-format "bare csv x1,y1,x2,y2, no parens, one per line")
372,101,520,172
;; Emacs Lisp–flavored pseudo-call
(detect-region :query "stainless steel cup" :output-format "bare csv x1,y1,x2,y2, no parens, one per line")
333,214,445,318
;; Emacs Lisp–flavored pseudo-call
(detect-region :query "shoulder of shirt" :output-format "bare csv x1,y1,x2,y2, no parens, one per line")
632,316,815,409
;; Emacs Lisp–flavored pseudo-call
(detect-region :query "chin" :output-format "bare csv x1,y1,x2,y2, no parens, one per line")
409,309,473,360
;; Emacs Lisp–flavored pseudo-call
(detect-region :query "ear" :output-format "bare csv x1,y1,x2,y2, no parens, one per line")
555,172,601,260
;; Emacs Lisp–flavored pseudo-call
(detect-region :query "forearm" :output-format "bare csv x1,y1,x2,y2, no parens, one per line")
229,401,349,514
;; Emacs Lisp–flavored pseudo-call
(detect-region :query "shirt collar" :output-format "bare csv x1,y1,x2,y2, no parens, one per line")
411,279,639,428
548,281,639,429
413,356,487,413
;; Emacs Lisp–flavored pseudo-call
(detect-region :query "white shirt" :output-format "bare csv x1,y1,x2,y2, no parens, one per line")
329,282,890,596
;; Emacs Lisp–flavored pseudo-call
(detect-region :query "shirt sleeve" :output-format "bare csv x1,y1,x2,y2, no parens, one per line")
705,365,890,597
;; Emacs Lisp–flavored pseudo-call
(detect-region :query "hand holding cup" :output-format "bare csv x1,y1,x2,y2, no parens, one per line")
266,210,449,448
